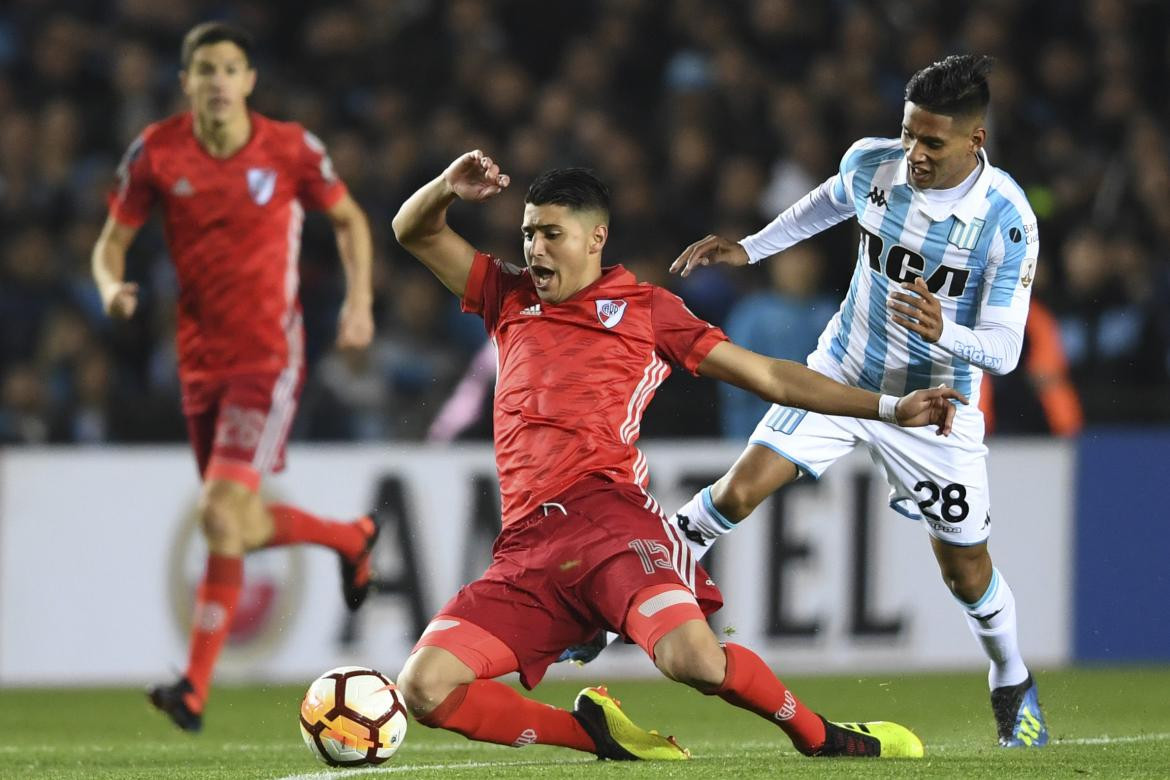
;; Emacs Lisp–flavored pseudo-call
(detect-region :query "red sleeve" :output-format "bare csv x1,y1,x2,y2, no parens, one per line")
107,133,155,227
295,128,347,211
461,252,529,335
651,286,728,374
461,251,492,317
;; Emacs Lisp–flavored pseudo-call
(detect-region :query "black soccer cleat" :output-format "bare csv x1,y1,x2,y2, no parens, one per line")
991,674,1049,747
557,630,609,665
806,716,924,758
147,677,203,733
571,686,690,760
340,512,381,611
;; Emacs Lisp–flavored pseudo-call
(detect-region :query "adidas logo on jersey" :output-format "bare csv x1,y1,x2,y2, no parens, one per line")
520,303,542,315
171,177,194,197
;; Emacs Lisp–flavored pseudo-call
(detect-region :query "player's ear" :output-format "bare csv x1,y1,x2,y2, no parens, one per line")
244,67,257,98
969,124,986,154
590,223,608,255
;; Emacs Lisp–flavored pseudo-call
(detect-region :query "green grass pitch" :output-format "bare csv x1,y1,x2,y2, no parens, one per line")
2,667,1168,778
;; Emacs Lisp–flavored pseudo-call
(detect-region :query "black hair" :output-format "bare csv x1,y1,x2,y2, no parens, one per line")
180,21,254,69
525,168,610,220
904,54,993,119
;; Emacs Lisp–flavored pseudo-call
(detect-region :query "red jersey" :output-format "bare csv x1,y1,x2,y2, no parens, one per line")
462,253,728,526
108,111,347,382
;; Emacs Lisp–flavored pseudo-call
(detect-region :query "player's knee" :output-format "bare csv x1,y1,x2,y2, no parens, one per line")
197,484,246,548
653,628,726,690
396,651,461,720
938,552,992,603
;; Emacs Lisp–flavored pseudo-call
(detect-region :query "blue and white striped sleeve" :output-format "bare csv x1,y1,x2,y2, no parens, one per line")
936,187,1038,376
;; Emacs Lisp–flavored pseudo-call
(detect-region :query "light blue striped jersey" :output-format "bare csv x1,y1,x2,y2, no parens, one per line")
810,137,1038,404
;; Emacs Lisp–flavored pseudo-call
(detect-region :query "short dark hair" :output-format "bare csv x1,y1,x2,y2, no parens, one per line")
180,21,254,69
525,168,610,220
904,54,993,119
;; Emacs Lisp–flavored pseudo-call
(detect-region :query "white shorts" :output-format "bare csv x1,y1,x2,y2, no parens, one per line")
748,402,991,546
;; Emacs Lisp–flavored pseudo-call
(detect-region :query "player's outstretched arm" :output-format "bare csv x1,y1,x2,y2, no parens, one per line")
392,150,511,298
326,193,375,350
91,216,141,320
696,341,966,434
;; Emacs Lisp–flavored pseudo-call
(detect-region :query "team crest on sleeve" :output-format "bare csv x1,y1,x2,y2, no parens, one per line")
1020,258,1036,288
947,217,985,251
595,299,628,329
246,167,277,205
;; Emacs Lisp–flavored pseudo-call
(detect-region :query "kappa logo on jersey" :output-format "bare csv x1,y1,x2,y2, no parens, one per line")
868,187,887,208
171,177,194,197
246,167,277,206
519,303,542,316
947,217,985,251
595,299,628,329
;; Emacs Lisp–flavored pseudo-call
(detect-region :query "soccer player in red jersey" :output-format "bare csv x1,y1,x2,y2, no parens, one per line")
390,150,965,760
91,22,380,733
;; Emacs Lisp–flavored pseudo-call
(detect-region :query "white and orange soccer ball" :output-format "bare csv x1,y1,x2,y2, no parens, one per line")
299,665,409,767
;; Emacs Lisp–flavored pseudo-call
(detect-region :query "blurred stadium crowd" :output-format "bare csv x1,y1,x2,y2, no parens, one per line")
1,0,1168,445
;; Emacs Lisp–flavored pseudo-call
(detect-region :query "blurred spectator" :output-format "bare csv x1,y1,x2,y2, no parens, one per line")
980,299,1084,437
718,245,837,438
0,1,1168,443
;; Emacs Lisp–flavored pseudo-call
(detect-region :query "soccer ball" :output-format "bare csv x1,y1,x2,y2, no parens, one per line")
299,665,409,766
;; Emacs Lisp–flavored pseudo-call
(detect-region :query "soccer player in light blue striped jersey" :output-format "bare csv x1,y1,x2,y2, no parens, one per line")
668,55,1049,748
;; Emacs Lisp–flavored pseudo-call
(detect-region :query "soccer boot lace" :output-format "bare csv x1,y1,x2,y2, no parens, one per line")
571,686,690,760
147,676,203,733
991,674,1049,747
809,716,925,758
340,513,380,611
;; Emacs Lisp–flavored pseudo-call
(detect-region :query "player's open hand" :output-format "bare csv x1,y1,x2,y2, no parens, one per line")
103,281,139,320
669,235,750,277
895,384,968,435
888,276,943,342
336,299,374,350
443,150,511,203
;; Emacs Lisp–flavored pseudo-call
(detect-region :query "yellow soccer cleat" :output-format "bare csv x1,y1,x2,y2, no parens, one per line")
811,718,925,758
571,686,691,760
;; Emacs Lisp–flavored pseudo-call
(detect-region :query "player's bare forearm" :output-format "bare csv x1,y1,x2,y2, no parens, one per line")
698,341,880,420
392,175,458,247
392,175,476,297
328,196,374,306
92,216,140,319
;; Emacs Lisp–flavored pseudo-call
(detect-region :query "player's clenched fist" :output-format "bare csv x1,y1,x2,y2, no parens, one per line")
103,281,139,319
895,384,968,435
443,150,511,202
336,300,374,350
669,234,750,278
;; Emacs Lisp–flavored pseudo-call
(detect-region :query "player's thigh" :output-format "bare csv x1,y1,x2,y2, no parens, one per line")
205,369,303,490
865,415,991,546
184,403,219,479
745,403,860,484
418,576,584,689
574,485,723,647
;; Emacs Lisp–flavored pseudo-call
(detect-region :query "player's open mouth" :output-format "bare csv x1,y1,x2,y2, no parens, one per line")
529,265,555,290
909,164,930,183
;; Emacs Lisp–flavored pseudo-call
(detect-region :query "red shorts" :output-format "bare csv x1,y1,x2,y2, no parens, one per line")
417,478,723,689
182,367,304,490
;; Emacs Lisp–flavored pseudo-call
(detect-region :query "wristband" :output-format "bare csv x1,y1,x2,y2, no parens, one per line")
878,394,900,425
